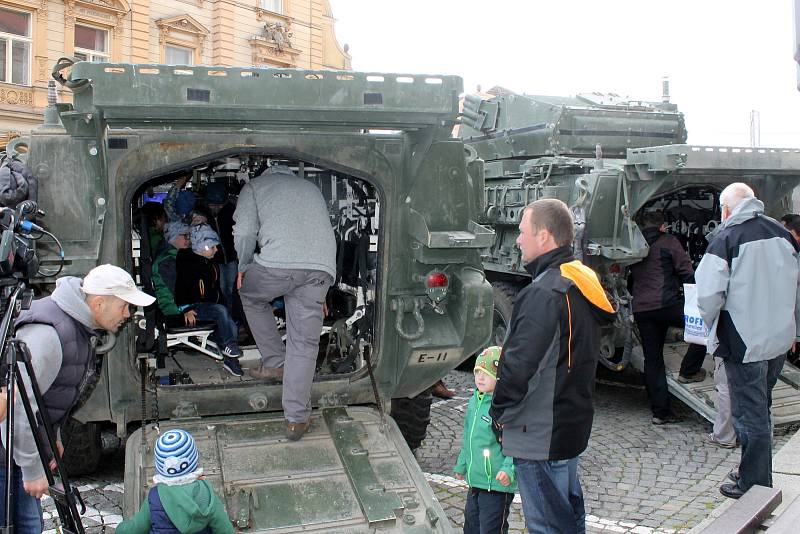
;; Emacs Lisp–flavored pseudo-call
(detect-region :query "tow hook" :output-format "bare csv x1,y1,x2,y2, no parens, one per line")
390,297,425,341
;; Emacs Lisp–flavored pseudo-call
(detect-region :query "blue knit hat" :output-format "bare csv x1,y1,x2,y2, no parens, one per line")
191,224,220,254
154,429,198,479
175,190,197,217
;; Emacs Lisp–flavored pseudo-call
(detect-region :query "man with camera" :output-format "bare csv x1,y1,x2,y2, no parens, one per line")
1,264,154,532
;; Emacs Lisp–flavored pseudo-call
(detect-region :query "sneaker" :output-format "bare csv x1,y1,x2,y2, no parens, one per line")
651,413,682,425
719,482,745,499
678,369,707,383
248,365,284,381
223,345,243,357
222,356,244,377
704,432,737,449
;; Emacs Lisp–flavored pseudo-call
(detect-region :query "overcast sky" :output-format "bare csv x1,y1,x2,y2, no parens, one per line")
329,0,800,148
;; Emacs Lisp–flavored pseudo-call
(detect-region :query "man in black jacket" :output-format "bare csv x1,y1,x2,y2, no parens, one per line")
490,199,615,534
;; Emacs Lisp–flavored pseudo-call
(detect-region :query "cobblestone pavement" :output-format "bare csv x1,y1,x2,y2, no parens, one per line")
40,369,795,534
419,370,796,534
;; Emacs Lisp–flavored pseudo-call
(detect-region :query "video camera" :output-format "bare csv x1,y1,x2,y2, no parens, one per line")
0,200,49,280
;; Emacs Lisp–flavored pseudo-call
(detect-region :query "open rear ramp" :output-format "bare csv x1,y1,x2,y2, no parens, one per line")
664,343,800,425
124,407,453,533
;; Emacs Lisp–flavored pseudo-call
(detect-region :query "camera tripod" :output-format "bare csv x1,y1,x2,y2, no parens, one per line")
2,281,86,534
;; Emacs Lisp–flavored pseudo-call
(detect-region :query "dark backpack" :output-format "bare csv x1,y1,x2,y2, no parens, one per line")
0,152,37,208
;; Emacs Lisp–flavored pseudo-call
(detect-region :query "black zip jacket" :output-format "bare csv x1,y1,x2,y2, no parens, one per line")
628,228,695,314
490,246,616,461
175,249,223,306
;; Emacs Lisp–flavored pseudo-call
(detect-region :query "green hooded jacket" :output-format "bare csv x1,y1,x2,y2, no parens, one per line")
454,390,516,493
116,479,233,534
152,247,180,316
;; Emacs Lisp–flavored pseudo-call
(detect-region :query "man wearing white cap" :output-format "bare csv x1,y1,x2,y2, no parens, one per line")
0,264,154,532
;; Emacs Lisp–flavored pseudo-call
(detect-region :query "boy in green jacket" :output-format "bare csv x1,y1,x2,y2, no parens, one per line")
116,429,233,534
454,346,516,534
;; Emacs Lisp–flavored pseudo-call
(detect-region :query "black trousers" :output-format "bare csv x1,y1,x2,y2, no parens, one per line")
463,487,514,534
634,303,707,418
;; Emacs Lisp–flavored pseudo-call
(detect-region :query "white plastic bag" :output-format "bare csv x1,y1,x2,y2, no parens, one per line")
684,283,709,346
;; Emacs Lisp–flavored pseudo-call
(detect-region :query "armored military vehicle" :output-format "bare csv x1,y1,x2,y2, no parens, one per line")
459,88,800,424
6,59,495,532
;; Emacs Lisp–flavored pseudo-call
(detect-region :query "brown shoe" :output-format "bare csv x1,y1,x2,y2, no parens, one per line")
248,365,284,381
286,420,310,441
431,380,455,399
678,369,707,383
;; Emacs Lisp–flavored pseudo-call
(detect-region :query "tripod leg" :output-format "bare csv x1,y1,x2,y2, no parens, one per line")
12,342,85,534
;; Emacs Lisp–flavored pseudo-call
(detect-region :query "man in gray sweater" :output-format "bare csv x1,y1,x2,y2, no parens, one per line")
233,165,336,441
1,264,154,532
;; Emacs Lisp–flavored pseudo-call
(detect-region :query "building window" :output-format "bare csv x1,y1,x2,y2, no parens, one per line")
74,24,109,62
165,44,194,65
0,7,31,85
260,0,283,14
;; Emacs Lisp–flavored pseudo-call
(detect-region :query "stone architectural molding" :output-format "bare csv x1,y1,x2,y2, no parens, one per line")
250,19,301,67
155,13,209,63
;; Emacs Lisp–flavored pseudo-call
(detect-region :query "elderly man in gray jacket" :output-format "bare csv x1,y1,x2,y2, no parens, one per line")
233,165,336,441
696,182,800,499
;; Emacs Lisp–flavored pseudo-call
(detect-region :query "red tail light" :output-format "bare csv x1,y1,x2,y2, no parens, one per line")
425,271,449,303
426,272,449,289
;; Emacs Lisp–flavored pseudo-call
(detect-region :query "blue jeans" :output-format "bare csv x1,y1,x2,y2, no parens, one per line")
463,487,514,534
514,457,585,534
0,463,43,534
193,302,238,351
218,261,238,313
725,354,785,491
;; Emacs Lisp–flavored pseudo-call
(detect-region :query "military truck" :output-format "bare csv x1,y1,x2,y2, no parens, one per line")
6,59,495,532
458,88,800,424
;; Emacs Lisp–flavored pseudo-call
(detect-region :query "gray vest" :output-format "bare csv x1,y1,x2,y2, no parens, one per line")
15,297,97,427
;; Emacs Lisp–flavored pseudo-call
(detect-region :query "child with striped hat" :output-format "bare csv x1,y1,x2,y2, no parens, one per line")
116,429,233,534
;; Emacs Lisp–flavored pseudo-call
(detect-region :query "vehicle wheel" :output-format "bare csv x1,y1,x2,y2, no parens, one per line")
391,390,433,451
457,281,521,370
60,418,102,476
491,281,519,346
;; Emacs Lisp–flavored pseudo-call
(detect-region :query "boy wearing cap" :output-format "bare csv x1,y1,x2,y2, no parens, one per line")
153,223,244,377
454,346,516,534
116,429,233,534
1,265,155,532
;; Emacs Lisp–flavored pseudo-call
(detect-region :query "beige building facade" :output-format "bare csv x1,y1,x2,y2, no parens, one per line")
0,0,351,139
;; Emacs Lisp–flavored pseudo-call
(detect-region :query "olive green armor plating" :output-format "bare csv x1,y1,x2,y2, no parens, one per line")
8,61,498,532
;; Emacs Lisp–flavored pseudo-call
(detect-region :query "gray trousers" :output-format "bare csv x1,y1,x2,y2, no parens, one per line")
239,264,332,422
713,357,737,445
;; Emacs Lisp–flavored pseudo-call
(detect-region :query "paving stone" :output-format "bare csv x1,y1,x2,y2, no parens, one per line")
35,369,795,534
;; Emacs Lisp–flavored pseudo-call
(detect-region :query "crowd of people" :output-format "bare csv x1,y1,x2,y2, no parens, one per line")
451,185,799,532
1,177,798,534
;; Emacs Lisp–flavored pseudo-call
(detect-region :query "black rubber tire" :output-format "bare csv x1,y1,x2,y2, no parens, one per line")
491,281,519,345
457,281,521,370
391,390,433,451
60,418,102,476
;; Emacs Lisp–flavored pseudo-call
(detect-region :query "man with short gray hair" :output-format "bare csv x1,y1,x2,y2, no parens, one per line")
696,182,800,498
490,198,615,533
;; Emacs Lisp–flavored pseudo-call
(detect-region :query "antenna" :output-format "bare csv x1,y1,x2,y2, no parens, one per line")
749,110,761,148
661,76,670,103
